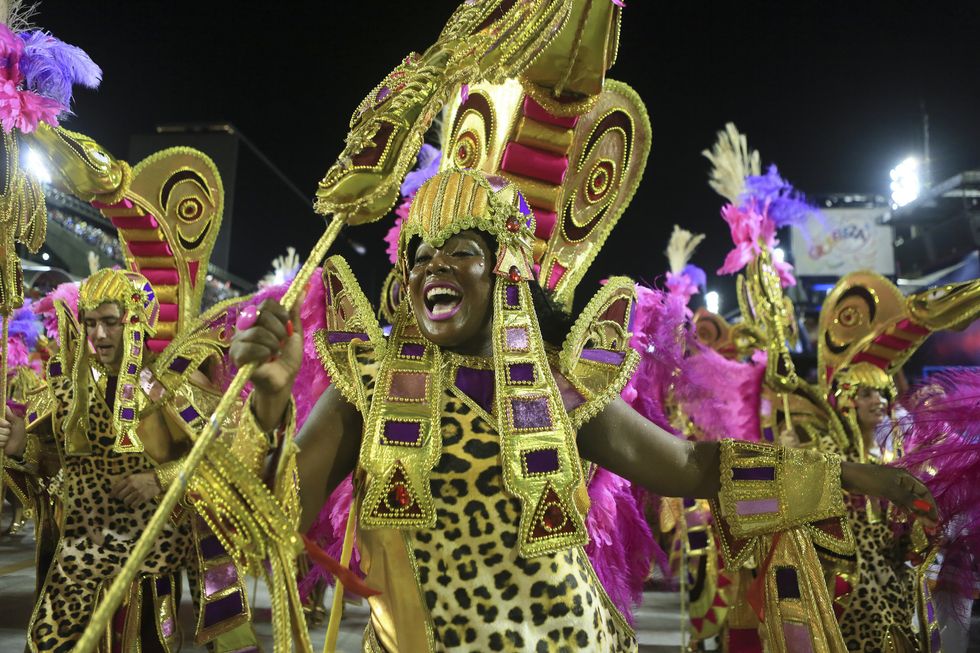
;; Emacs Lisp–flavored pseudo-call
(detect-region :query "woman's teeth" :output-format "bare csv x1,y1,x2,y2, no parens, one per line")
426,287,461,301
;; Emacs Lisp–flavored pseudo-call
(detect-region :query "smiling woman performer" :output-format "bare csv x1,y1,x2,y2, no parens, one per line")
231,169,938,653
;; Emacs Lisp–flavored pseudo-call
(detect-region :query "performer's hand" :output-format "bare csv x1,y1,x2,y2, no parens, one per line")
0,406,27,457
841,462,938,529
111,471,162,507
230,298,304,395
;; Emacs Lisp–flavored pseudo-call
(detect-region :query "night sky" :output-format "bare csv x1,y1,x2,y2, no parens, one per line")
35,1,980,310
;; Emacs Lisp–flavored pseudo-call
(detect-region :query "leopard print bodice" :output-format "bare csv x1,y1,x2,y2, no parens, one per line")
357,351,636,652
820,435,919,652
28,375,193,653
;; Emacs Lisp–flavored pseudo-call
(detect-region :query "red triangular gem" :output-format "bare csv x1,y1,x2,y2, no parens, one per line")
713,594,727,607
717,574,732,588
369,463,423,520
119,433,133,447
188,260,200,286
529,484,578,541
706,609,718,624
691,617,704,632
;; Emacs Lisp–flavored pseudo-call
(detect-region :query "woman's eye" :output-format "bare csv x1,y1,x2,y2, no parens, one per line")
452,249,475,257
414,255,431,265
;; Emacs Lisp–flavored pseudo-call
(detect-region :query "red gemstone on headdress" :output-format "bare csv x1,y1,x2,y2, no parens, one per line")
508,266,521,283
542,503,565,530
506,216,520,233
388,483,411,509
130,315,139,324
131,293,141,302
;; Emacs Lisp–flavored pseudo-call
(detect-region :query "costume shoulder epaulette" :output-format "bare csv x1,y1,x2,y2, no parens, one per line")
555,276,639,429
312,255,387,413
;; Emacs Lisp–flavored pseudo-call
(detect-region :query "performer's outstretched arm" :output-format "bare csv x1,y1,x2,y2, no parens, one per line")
578,395,939,527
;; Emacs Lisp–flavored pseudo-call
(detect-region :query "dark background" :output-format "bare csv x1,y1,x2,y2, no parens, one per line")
34,1,980,311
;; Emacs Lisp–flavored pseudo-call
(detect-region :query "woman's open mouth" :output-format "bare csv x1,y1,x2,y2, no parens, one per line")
423,281,463,321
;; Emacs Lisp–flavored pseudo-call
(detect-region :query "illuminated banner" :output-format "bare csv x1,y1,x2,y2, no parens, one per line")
790,207,895,277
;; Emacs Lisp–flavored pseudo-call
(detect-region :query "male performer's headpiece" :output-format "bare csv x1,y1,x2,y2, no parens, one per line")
64,268,159,454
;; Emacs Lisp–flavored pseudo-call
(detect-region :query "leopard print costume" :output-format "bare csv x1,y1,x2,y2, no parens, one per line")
837,500,917,652
353,349,636,653
27,373,194,653
819,434,919,652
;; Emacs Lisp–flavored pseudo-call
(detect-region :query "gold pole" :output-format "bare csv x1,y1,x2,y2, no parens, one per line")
75,217,346,653
323,501,357,653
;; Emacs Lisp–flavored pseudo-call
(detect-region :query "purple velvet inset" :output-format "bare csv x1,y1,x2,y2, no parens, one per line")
522,448,559,474
505,284,519,308
389,372,427,401
931,628,942,652
200,536,225,560
511,396,552,430
775,566,801,599
508,362,535,384
682,497,696,509
121,384,135,400
735,498,779,516
732,466,776,481
383,421,421,445
161,618,175,638
126,363,137,375
927,599,935,623
203,591,244,626
133,331,141,342
327,331,368,344
155,576,172,596
168,357,191,373
28,412,37,423
688,530,709,550
120,407,135,421
781,623,814,653
763,426,775,442
454,366,494,414
180,405,200,422
580,348,626,365
504,326,529,351
49,361,62,376
399,342,425,358
204,563,240,598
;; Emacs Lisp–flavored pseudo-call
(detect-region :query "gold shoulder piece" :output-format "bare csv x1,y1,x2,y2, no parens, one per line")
313,255,386,412
558,276,639,428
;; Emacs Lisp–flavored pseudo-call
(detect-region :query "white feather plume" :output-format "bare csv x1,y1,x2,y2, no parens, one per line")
665,225,705,275
702,122,760,204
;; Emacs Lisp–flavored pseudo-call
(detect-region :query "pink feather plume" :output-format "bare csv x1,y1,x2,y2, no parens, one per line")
891,370,980,599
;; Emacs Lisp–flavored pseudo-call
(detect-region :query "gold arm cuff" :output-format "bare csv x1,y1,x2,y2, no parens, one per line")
716,440,845,540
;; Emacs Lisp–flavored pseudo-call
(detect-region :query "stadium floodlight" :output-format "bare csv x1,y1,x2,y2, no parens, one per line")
705,290,720,314
889,156,920,208
26,148,52,184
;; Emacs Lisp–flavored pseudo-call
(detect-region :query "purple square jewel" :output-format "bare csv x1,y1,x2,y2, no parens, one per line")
522,448,559,474
511,396,551,430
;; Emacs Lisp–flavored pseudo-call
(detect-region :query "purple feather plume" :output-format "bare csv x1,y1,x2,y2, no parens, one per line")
9,300,42,350
681,263,706,290
17,30,101,113
741,165,826,241
400,144,441,197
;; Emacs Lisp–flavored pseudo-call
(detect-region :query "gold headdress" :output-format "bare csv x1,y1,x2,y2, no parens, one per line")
63,268,159,454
